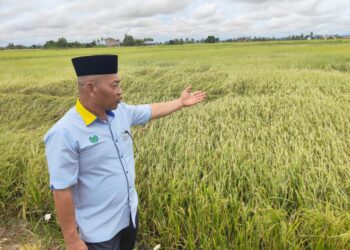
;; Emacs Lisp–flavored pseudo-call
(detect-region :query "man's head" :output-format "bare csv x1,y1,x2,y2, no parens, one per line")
72,55,122,110
78,74,122,110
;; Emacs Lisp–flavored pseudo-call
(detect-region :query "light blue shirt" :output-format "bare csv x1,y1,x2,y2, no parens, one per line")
44,100,152,243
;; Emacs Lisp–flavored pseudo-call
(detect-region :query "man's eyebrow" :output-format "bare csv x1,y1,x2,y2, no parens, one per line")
111,80,121,84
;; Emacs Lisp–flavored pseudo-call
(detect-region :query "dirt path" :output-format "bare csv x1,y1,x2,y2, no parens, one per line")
0,222,58,250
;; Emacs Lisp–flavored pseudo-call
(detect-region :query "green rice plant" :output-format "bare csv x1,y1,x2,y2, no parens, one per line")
1,40,350,249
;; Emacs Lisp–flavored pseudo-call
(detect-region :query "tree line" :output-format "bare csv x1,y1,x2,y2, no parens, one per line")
0,33,344,50
1,37,102,50
0,35,221,50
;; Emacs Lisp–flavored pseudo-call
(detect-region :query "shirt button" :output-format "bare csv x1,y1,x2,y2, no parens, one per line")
126,171,129,174
120,155,123,158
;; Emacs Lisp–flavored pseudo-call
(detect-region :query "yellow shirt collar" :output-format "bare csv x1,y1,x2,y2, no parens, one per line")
75,99,97,126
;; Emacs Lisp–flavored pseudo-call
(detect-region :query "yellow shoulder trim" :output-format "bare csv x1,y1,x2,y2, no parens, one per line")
75,99,97,126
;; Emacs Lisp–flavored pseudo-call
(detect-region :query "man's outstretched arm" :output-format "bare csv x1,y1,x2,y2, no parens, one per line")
150,86,206,120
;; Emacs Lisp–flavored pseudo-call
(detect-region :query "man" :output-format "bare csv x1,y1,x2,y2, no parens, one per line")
44,55,206,250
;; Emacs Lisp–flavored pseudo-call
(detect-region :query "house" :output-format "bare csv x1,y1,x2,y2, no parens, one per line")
104,38,121,47
144,41,158,46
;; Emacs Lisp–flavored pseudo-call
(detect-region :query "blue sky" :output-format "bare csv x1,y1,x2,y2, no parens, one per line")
0,0,349,46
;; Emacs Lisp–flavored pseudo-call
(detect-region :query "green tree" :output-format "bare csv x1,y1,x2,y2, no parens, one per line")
43,40,56,49
123,34,135,46
205,35,217,43
56,37,68,48
135,39,144,46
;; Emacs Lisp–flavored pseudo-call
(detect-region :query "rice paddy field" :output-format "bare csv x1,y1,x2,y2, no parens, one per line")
1,40,350,249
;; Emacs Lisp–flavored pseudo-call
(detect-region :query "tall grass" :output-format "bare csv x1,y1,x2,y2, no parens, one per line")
1,40,350,249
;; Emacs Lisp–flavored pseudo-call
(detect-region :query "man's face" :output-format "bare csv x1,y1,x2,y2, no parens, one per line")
92,73,123,110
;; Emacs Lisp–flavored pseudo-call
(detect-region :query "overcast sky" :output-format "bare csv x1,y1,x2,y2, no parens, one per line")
0,0,349,46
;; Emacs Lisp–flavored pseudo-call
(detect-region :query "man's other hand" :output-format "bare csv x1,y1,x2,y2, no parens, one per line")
66,239,88,250
180,85,206,107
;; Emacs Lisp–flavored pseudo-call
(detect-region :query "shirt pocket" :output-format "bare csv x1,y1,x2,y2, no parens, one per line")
80,138,105,151
117,128,133,157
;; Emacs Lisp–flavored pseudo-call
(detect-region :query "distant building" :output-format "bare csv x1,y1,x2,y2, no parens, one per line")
144,41,158,46
104,38,121,47
324,35,337,40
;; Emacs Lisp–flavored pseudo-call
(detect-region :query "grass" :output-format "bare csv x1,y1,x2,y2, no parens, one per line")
1,40,350,249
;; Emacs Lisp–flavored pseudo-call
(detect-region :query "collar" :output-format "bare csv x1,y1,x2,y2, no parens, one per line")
75,99,115,126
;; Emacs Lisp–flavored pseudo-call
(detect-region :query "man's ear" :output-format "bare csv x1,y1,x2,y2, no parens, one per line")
85,81,96,96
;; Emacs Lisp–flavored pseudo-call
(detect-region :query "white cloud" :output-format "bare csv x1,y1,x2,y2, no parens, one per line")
193,3,217,19
0,0,349,46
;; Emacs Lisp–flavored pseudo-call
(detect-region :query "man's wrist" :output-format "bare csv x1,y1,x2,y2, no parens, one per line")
63,228,80,244
177,98,184,108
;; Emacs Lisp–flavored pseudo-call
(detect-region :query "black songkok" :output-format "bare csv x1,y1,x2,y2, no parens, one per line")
72,55,118,76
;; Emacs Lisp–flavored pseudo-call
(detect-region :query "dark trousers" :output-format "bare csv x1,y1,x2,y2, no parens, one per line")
85,213,139,250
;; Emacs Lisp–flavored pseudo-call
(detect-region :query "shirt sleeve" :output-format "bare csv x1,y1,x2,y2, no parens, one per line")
44,128,79,190
123,103,152,126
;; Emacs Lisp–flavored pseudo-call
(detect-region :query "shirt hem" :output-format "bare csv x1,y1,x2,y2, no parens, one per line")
80,220,130,243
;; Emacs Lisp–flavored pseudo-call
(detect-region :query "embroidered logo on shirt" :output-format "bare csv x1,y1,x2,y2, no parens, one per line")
89,135,99,143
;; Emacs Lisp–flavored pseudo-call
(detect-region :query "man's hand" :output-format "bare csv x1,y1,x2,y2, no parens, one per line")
180,85,206,107
150,85,206,119
66,239,88,250
64,229,87,250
